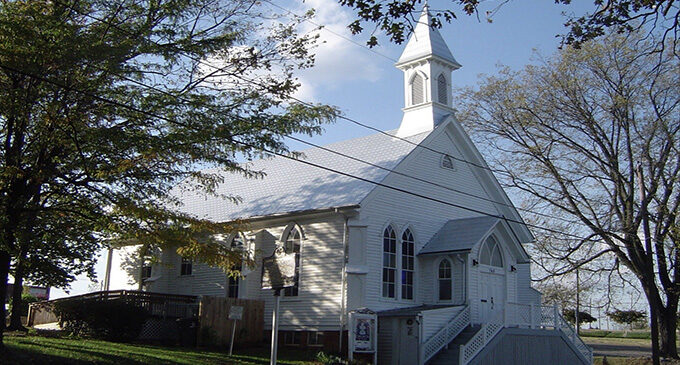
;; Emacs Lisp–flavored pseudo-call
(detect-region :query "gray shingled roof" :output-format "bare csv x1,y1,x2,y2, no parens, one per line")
418,216,500,255
174,130,429,222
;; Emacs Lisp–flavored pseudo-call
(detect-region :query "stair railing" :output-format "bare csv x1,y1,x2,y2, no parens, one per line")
419,306,470,365
459,309,504,365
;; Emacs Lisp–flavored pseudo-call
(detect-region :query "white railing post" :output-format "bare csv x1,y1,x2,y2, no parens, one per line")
553,304,558,330
530,304,535,329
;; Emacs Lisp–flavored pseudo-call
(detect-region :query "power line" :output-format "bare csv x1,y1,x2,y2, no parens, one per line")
41,0,592,238
262,0,398,63
0,61,590,241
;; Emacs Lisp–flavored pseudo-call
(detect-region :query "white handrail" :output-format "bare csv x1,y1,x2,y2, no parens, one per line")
505,302,593,364
459,309,504,364
419,306,470,365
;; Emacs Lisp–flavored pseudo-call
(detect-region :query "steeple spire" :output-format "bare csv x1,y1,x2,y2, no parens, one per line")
395,5,461,137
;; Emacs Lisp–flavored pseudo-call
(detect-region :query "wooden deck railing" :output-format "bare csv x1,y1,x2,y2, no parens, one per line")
28,290,199,326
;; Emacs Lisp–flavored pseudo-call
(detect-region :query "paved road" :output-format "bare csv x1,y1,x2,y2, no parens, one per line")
586,341,651,358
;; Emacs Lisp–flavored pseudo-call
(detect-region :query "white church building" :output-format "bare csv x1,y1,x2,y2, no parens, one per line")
103,6,592,365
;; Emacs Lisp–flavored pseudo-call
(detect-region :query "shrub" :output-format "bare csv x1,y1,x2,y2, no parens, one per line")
316,351,344,365
53,299,149,342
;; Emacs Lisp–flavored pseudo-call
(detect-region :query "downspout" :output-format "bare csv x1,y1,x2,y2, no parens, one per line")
336,209,349,354
456,254,466,305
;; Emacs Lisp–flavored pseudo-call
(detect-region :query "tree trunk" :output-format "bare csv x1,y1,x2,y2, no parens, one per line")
0,250,11,349
658,304,679,358
7,257,26,331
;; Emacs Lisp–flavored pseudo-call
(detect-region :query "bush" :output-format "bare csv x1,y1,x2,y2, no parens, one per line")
8,293,39,317
316,351,344,365
53,299,149,342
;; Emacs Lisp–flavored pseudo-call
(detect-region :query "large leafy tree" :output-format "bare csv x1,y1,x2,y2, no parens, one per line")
455,32,679,358
338,0,679,50
0,0,335,346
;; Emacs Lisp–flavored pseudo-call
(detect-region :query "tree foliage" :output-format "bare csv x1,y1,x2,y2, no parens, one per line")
608,309,647,328
563,309,597,325
338,0,679,51
0,0,336,345
455,31,679,357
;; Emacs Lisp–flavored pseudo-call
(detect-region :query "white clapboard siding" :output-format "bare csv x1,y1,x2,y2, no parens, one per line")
253,215,345,331
359,125,502,312
422,306,464,339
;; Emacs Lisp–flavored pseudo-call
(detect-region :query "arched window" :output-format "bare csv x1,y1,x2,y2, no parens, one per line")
284,226,302,296
401,229,415,300
411,73,424,105
437,74,447,104
382,226,397,298
480,236,503,267
441,154,454,170
438,259,452,301
227,234,246,298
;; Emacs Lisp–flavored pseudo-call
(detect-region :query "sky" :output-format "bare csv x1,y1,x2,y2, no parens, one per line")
47,0,631,307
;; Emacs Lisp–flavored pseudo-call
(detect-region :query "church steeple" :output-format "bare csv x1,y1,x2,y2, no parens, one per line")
395,4,461,137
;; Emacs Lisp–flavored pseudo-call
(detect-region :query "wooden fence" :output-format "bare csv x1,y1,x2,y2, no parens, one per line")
197,296,264,347
27,290,198,327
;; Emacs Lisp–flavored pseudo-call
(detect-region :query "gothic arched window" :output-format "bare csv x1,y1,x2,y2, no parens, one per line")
401,229,415,300
438,259,452,301
283,226,302,296
480,236,503,267
382,225,397,298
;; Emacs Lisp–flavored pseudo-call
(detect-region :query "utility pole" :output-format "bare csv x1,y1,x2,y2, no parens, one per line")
637,165,660,365
575,268,580,335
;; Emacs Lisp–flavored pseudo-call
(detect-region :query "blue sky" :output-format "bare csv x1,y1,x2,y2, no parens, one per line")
281,0,593,148
51,0,607,299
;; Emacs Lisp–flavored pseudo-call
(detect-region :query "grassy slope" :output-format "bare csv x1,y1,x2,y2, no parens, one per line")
2,334,318,365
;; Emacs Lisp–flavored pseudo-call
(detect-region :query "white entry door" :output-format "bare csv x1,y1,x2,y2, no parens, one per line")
479,271,505,323
397,318,419,365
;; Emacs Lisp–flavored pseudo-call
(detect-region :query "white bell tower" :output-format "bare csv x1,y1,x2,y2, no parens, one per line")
395,4,461,137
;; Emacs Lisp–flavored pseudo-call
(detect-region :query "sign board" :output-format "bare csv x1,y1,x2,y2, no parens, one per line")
229,306,244,321
261,246,297,290
349,309,378,357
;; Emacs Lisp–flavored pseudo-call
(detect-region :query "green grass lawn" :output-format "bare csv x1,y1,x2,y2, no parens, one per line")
2,333,319,365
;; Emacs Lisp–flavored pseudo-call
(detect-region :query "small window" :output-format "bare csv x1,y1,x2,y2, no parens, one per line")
438,259,452,301
308,331,324,346
141,256,152,280
180,257,192,276
411,73,424,105
227,272,239,298
437,74,448,104
284,331,301,346
442,154,455,170
284,226,302,297
401,229,415,300
382,226,397,298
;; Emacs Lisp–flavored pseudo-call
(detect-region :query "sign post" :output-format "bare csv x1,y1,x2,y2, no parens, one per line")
262,245,297,365
228,305,243,356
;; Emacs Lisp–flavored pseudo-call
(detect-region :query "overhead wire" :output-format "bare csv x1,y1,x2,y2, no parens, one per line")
38,0,592,239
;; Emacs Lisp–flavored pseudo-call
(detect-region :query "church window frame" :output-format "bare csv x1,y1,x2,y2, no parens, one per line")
437,258,453,302
479,235,504,268
441,154,455,170
227,232,247,299
437,73,448,104
281,223,303,297
401,228,415,300
382,225,397,298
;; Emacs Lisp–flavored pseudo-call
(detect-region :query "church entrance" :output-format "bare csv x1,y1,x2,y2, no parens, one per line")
478,270,505,323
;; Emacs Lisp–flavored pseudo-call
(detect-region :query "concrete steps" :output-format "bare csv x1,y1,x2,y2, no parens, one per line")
428,325,481,365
